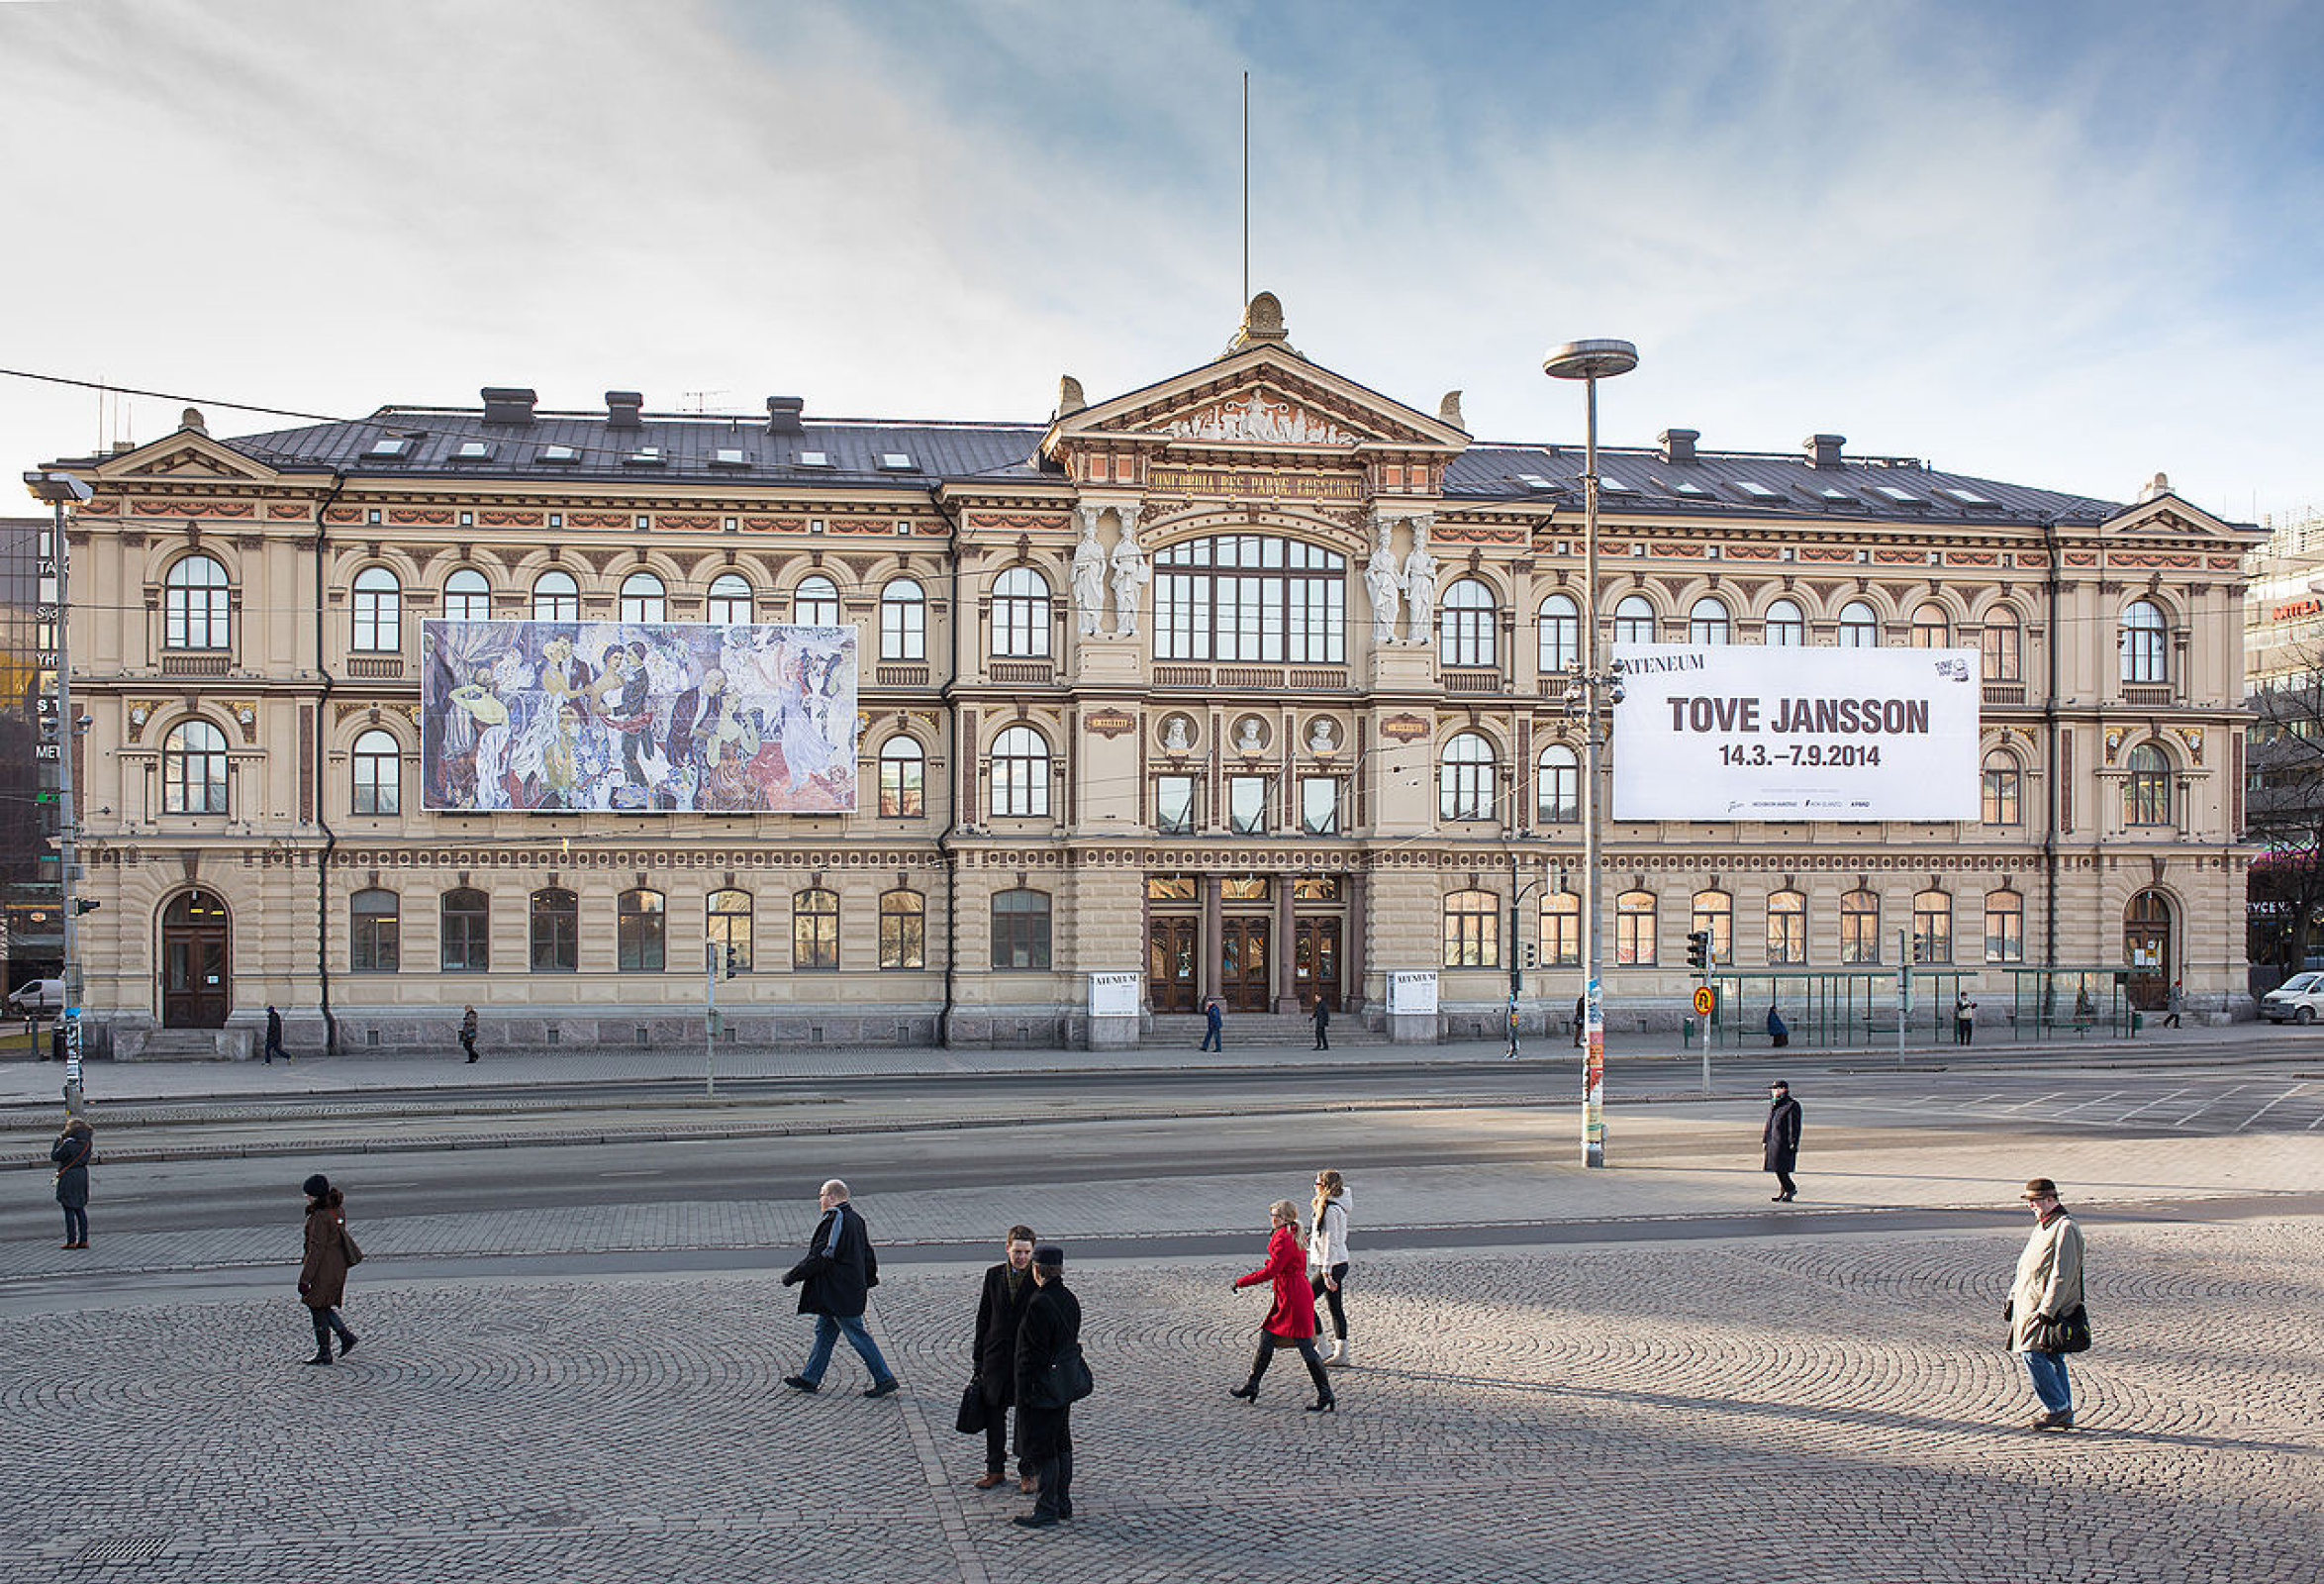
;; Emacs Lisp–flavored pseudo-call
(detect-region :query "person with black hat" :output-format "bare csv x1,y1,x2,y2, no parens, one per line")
1763,1080,1802,1202
297,1173,360,1365
967,1225,1041,1493
2007,1177,2086,1430
1012,1244,1081,1529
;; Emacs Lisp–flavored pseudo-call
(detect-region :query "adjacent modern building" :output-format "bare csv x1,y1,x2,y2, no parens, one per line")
0,514,61,1001
41,298,2262,1055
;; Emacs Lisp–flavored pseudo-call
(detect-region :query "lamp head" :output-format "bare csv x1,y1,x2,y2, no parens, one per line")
1542,340,1639,382
22,471,94,506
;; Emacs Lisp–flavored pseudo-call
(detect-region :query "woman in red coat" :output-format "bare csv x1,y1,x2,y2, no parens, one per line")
1228,1199,1336,1412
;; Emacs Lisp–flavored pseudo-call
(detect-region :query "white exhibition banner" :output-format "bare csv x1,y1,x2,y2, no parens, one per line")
1387,970,1439,1014
1611,644,1980,822
1086,971,1141,1017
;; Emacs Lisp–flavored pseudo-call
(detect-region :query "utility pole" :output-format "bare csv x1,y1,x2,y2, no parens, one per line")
705,939,719,1100
24,472,91,1116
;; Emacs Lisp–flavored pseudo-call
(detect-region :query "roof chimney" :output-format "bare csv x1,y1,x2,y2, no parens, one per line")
180,407,207,436
606,391,643,431
1659,428,1699,465
1806,433,1845,469
765,397,805,437
481,387,537,426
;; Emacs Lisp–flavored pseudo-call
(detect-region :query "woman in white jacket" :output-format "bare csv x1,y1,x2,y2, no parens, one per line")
1308,1169,1353,1366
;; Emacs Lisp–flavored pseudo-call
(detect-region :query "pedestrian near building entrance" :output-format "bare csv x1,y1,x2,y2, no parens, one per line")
1954,989,1977,1046
459,1005,479,1063
1308,1169,1352,1366
297,1173,360,1365
51,1118,93,1249
967,1226,1041,1493
1764,1080,1802,1202
1311,997,1329,1050
1229,1199,1335,1412
2163,980,2185,1028
781,1179,899,1398
1011,1245,1082,1529
1200,996,1224,1052
264,1004,289,1065
2007,1177,2088,1431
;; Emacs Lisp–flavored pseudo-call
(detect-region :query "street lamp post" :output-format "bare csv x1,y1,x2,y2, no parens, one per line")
1541,340,1637,1168
23,470,93,1117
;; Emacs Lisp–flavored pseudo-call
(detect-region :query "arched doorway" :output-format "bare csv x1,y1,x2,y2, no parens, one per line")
2123,890,2173,1012
161,890,232,1029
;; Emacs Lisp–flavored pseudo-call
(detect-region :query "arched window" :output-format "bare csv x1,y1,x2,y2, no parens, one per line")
1838,600,1879,648
879,737,924,818
1910,603,1951,648
530,887,578,972
618,888,665,972
2121,600,2168,684
706,572,753,626
1615,890,1658,965
1763,598,1805,647
792,887,839,970
1439,578,1498,667
533,568,580,623
992,888,1051,970
442,567,492,623
1689,597,1731,646
707,888,752,973
1840,889,1881,963
1982,750,2021,826
1982,606,2022,682
1766,890,1806,965
1442,889,1501,968
161,719,229,814
991,725,1050,817
1985,889,2024,963
440,888,489,972
880,889,925,970
2125,743,2171,826
1154,535,1346,663
1912,889,1953,963
351,729,401,816
1614,595,1657,645
1692,890,1732,962
1439,732,1496,822
992,566,1052,658
164,554,231,650
1536,742,1579,825
620,571,666,625
794,574,841,628
880,578,925,660
351,566,402,651
1538,593,1580,675
1540,890,1581,966
349,888,399,973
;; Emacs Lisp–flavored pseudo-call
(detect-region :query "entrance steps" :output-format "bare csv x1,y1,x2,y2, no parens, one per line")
116,1028,254,1062
1143,1011,1389,1049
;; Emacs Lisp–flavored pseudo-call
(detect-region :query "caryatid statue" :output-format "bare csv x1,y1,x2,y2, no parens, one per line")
1110,506,1149,639
1364,514,1402,646
1402,517,1439,648
1070,505,1108,637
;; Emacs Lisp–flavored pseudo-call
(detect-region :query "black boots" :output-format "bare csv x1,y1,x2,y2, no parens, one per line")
1302,1346,1336,1412
1230,1344,1271,1401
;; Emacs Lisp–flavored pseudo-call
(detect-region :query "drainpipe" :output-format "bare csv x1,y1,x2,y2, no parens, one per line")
313,471,346,1055
935,500,963,1047
2041,518,2063,1004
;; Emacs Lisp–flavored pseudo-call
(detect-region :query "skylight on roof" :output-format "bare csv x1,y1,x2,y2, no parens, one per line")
1597,476,1634,493
1816,486,1861,506
1872,484,1926,506
539,444,580,464
879,452,919,471
798,450,832,467
1941,486,1996,507
1516,473,1554,490
453,441,495,461
1734,480,1784,500
363,438,411,460
712,448,748,467
625,446,665,466
1669,480,1713,498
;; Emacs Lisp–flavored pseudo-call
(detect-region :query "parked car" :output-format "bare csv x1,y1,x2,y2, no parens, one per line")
4,978,63,1018
2261,972,2324,1025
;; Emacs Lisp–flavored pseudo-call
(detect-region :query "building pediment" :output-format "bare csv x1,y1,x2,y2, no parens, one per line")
2099,492,2256,543
91,429,281,484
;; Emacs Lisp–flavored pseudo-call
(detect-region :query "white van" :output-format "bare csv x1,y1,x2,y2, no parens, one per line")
5,978,63,1018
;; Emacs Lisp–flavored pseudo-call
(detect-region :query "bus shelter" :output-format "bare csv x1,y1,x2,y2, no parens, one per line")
2001,967,2137,1040
1706,968,1974,1049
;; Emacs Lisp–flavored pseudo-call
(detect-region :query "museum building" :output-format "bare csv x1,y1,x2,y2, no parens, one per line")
44,297,2260,1055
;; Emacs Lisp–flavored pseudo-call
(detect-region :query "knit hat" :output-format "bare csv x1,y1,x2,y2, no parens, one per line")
302,1173,332,1198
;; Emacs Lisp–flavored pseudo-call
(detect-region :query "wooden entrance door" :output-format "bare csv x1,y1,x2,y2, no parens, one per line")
1148,918,1201,1014
2123,890,2172,1011
1220,916,1271,1012
1294,918,1342,1012
161,890,232,1029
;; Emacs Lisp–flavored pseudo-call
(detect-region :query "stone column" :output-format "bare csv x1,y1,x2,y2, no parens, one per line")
1346,871,1367,1014
1202,873,1223,1001
1275,876,1298,1012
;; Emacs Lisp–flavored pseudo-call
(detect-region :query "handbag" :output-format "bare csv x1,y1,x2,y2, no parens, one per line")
2028,1304,2091,1354
1022,1344,1095,1411
954,1380,988,1436
339,1228,364,1267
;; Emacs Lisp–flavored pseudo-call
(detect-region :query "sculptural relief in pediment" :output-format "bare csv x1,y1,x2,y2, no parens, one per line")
1160,390,1365,447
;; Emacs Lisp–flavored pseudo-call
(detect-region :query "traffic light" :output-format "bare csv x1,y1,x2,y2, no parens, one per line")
1521,940,1539,969
72,899,98,915
1687,930,1711,972
723,944,740,979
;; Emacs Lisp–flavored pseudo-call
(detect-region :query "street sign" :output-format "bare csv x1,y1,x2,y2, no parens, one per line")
1692,985,1715,1017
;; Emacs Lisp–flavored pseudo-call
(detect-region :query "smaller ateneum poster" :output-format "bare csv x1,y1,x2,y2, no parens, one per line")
421,619,857,814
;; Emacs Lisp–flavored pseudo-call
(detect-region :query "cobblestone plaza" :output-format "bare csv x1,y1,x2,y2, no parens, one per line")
5,1214,2318,1582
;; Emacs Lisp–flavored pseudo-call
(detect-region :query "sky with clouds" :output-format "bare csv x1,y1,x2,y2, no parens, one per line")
3,0,2318,521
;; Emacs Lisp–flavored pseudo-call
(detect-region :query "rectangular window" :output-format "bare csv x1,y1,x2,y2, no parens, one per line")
1300,777,1340,836
1985,900,2024,963
1913,905,1954,964
1227,775,1268,836
992,893,1051,970
1156,775,1197,836
1542,895,1581,966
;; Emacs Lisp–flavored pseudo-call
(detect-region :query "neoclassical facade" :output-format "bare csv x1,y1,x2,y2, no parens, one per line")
48,298,2260,1053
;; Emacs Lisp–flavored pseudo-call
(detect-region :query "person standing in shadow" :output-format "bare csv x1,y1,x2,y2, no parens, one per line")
1012,1245,1082,1529
1763,1079,1802,1203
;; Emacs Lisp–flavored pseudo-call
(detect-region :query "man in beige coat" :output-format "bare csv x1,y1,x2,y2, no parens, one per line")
2007,1177,2085,1430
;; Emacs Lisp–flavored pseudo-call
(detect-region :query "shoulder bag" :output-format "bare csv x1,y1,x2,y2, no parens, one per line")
1025,1344,1095,1410
339,1227,364,1267
2027,1304,2090,1354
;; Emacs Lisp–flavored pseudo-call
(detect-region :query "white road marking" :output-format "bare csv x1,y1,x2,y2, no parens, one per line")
2178,1085,2249,1128
2234,1086,2306,1134
2002,1091,2067,1113
2115,1087,2190,1123
597,1169,663,1178
2048,1090,2124,1117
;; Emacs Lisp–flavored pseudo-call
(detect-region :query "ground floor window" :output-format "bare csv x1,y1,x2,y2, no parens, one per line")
993,889,1051,970
881,890,925,969
1442,889,1500,968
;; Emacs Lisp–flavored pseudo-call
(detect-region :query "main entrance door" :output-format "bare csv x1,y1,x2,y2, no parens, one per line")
161,890,232,1029
1148,918,1200,1013
1220,916,1271,1012
1294,918,1342,1012
2123,890,2173,1011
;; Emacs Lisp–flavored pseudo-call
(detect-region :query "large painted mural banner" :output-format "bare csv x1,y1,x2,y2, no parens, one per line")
420,619,857,813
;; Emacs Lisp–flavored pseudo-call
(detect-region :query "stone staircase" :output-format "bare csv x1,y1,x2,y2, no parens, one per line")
1143,1011,1390,1049
115,1027,255,1062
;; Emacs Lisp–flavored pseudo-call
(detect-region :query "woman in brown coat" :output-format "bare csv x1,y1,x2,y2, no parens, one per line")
298,1173,360,1366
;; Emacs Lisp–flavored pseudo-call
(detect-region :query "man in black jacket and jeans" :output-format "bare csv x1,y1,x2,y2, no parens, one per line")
781,1179,900,1398
1013,1245,1082,1529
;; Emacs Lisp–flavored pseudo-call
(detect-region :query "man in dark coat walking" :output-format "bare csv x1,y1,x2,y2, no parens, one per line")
1763,1079,1802,1202
1311,997,1329,1050
1012,1245,1082,1529
781,1178,899,1397
459,1006,479,1064
264,1005,289,1065
969,1226,1040,1492
1200,996,1223,1052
